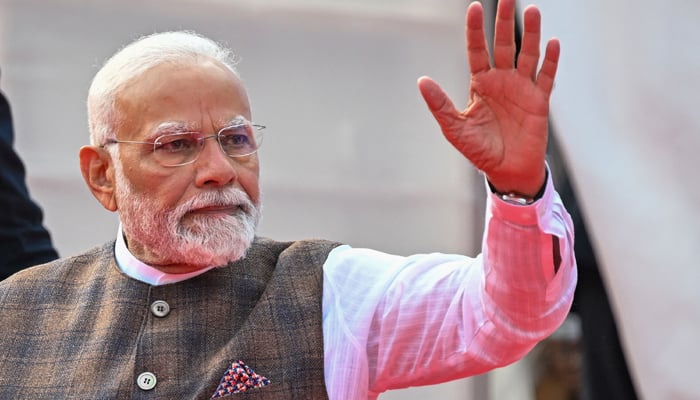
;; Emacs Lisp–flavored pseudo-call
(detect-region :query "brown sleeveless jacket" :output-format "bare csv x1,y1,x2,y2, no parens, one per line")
0,237,339,399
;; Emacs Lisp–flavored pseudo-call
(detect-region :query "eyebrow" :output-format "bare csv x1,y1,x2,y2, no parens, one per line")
146,117,249,140
147,122,197,140
221,115,248,127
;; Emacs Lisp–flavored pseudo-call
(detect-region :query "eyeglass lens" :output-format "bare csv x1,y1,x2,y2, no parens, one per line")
152,123,263,166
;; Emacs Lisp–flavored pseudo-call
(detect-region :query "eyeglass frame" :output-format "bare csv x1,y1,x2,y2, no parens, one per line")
101,119,266,167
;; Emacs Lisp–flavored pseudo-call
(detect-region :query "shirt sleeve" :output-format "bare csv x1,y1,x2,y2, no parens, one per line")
321,167,577,398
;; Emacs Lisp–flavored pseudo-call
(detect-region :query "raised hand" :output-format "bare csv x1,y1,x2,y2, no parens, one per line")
418,0,559,197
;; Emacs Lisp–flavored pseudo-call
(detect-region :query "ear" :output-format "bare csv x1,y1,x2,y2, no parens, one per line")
79,145,118,212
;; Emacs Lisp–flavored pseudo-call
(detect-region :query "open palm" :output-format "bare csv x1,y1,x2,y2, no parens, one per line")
419,0,559,197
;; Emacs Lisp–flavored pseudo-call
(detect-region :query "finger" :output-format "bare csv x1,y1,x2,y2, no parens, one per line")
516,5,541,80
417,76,461,132
536,38,560,98
493,0,516,69
466,1,491,74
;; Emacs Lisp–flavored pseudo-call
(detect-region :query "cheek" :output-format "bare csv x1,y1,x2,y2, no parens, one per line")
157,176,198,210
237,162,261,204
124,165,192,210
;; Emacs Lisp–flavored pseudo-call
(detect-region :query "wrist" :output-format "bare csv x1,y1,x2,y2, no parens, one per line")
488,169,548,205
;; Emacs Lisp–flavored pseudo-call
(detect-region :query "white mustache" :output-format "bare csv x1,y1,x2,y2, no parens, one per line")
177,188,256,217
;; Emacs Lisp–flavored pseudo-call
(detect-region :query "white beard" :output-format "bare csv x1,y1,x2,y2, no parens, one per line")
113,162,261,268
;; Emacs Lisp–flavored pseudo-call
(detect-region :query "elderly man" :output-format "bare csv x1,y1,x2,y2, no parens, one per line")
0,0,576,399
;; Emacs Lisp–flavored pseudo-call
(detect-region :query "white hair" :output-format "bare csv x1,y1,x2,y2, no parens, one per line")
87,31,239,145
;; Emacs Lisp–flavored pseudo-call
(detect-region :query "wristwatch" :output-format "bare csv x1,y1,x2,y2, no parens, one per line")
489,169,548,206
498,192,536,205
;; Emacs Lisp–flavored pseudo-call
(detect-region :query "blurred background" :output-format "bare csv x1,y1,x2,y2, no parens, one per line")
1,0,698,398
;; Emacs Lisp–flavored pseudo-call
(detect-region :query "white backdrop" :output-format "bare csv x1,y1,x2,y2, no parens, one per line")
530,1,700,398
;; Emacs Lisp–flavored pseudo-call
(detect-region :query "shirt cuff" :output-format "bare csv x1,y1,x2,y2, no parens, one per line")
485,163,557,229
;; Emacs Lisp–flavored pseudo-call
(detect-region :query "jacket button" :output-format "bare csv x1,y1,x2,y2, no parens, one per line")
137,371,157,390
150,300,170,317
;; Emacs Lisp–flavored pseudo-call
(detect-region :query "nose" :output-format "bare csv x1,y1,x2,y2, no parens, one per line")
193,135,237,188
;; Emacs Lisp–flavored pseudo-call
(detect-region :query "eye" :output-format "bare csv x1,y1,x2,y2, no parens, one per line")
154,134,197,153
219,125,254,148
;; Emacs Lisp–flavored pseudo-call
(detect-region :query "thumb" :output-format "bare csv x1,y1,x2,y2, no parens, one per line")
417,76,461,132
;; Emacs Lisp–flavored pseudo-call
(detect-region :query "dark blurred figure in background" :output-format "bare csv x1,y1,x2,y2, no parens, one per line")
0,72,59,279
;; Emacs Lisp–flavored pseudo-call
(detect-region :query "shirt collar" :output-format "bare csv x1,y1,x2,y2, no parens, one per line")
114,224,216,286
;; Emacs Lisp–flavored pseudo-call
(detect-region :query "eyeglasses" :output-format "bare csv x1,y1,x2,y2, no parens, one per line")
102,119,265,167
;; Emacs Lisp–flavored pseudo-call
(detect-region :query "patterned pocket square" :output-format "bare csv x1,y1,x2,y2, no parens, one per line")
211,360,270,398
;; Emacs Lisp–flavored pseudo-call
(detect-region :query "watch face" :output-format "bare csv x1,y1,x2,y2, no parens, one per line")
500,193,535,205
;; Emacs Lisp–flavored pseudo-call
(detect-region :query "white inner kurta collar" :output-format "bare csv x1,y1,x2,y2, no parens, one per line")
114,224,216,286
